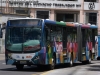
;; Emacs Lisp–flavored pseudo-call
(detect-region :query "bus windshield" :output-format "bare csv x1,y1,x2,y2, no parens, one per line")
6,27,41,52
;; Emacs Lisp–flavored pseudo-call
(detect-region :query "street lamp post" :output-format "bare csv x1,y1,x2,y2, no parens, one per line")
1,0,2,14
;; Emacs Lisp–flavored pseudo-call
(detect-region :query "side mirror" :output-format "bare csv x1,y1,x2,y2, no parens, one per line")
0,28,2,38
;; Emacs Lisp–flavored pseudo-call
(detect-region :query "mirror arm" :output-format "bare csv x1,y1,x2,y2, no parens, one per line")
2,27,5,30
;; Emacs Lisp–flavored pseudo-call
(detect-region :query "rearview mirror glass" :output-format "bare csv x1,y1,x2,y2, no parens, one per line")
0,28,2,38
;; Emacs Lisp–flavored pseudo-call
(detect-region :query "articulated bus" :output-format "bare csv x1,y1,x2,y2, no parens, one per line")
97,32,100,60
0,18,98,70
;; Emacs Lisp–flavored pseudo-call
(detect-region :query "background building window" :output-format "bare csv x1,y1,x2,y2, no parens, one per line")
56,14,64,22
85,13,97,25
88,13,97,25
56,13,76,22
16,10,29,14
58,0,78,1
36,11,49,19
65,14,74,22
84,0,97,2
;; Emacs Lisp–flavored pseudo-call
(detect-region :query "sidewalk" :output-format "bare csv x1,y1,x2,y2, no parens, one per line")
0,54,5,60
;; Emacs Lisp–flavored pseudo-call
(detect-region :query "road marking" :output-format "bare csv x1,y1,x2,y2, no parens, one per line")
2,63,6,64
31,70,53,75
32,72,43,75
40,70,53,75
73,67,86,75
32,74,38,75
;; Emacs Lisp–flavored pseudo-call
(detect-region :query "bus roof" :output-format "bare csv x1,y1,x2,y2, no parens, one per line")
44,19,98,29
7,18,98,29
44,19,79,27
8,18,42,21
80,24,98,28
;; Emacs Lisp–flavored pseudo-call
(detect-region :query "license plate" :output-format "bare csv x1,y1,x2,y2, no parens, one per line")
20,61,27,64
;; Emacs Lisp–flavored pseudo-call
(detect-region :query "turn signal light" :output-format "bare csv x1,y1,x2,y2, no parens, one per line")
26,56,32,58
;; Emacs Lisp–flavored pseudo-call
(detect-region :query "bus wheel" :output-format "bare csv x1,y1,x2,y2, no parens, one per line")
87,52,92,64
27,65,31,67
16,65,24,70
48,55,56,70
88,57,91,64
82,52,92,64
69,53,73,67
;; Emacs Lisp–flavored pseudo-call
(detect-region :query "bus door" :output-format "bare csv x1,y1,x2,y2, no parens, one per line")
81,28,87,61
45,25,63,64
45,24,52,64
52,26,63,63
91,28,98,59
65,27,77,62
62,27,67,61
81,28,92,61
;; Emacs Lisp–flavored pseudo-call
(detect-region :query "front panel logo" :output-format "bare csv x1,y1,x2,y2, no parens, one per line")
16,55,20,58
22,56,24,59
88,2,95,10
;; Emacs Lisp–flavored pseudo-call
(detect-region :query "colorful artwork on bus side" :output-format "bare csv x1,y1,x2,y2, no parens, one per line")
45,33,78,64
95,36,98,58
5,34,97,65
46,34,97,64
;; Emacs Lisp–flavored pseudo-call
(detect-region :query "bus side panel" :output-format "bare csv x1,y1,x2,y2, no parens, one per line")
95,36,98,59
45,39,64,65
68,28,78,63
45,43,54,65
77,26,82,61
45,26,67,65
44,25,57,65
91,29,97,60
97,36,100,60
81,28,91,61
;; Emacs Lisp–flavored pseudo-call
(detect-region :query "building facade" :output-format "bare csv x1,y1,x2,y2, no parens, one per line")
0,0,100,53
0,0,99,24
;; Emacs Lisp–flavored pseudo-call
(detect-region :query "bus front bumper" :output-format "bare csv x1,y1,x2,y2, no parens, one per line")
6,53,46,65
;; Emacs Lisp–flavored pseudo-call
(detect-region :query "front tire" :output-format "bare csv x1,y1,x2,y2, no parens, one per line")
27,65,31,67
88,57,91,64
69,53,73,67
16,65,24,70
48,55,56,70
82,52,92,64
87,52,92,64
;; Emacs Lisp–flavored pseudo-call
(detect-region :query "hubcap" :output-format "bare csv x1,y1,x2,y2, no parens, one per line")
52,58,55,66
70,59,72,65
89,54,91,62
89,58,91,62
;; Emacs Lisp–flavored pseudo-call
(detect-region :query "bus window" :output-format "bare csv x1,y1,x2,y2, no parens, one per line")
67,27,70,42
63,27,67,48
50,26,62,42
82,29,86,47
66,27,77,43
82,29,92,49
85,29,91,43
45,25,50,41
88,29,92,42
92,29,97,47
72,28,77,42
56,26,62,42
50,26,56,42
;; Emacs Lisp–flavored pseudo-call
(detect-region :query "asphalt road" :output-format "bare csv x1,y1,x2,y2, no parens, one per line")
0,54,100,75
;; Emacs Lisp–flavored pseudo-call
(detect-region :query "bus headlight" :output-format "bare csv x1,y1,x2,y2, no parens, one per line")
8,53,12,59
